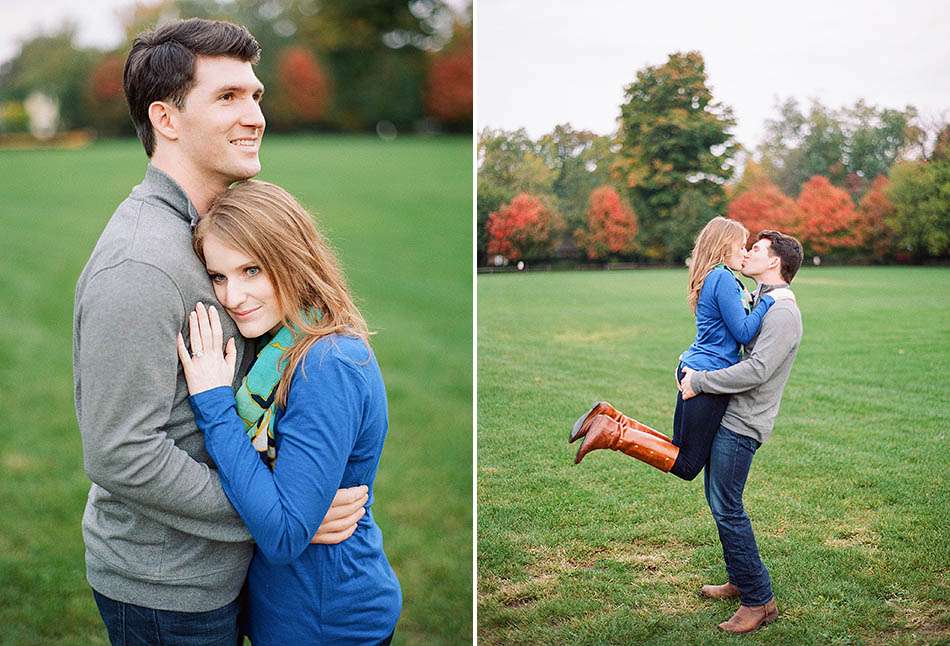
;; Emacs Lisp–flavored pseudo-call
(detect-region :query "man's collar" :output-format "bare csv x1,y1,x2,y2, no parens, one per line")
754,282,790,297
138,163,201,228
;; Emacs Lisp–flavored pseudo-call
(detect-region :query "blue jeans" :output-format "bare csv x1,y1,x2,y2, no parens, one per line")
704,426,773,606
92,589,240,645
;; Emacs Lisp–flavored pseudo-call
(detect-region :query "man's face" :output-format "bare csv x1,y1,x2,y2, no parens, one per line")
175,56,265,184
741,238,776,279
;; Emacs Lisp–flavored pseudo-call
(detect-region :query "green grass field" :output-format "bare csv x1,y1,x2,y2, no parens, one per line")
478,267,950,644
0,135,472,645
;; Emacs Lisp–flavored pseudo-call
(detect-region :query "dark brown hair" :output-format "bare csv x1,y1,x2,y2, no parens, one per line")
757,230,803,283
123,18,261,156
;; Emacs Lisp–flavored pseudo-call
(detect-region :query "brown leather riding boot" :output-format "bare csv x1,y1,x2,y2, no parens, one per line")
574,414,679,471
718,598,778,633
700,582,741,600
569,401,674,445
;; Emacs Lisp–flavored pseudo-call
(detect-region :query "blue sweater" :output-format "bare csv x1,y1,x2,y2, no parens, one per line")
190,335,401,645
679,267,774,371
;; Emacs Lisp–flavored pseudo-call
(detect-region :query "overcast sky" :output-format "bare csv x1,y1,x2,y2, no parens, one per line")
477,0,950,151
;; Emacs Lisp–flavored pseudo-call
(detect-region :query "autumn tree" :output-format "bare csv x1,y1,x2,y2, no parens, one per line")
83,55,130,136
727,180,802,247
477,128,555,262
425,24,472,129
795,175,860,255
486,193,565,262
575,186,638,260
886,160,950,259
727,158,770,200
854,175,897,259
615,51,738,260
272,46,332,126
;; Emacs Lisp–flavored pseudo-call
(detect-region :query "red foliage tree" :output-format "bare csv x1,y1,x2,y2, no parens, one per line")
796,175,860,254
84,55,129,135
425,31,472,124
575,185,638,259
486,193,565,261
726,180,802,246
277,46,331,123
89,55,123,102
855,175,897,257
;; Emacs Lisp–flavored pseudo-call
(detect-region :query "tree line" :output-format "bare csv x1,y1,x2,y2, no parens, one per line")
478,51,948,266
0,0,472,138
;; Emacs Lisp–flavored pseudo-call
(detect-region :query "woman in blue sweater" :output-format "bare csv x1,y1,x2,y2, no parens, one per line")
571,217,793,479
176,180,400,644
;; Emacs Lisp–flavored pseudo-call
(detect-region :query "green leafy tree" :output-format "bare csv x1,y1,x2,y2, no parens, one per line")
537,124,617,232
758,98,847,197
759,98,920,199
886,160,950,259
0,25,96,131
295,0,456,130
666,189,719,261
844,101,919,184
615,51,738,260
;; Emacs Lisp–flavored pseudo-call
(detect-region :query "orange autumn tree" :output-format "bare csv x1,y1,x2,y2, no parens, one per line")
486,193,565,261
575,185,638,259
855,175,897,258
425,26,472,127
726,180,801,247
796,175,860,255
85,55,128,135
276,46,331,124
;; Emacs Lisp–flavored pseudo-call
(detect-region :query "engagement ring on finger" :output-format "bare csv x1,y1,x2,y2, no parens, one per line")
193,350,204,358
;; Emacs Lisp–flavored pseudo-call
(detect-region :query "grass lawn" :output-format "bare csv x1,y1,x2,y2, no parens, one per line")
478,266,949,644
0,135,472,645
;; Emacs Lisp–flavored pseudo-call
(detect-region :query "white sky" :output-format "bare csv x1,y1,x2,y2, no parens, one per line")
476,0,950,150
0,1,129,62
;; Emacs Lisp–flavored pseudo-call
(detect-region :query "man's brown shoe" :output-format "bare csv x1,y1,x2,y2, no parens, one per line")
718,597,778,634
700,582,740,600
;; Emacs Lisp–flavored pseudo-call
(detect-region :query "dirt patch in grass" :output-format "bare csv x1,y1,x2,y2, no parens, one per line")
874,596,950,642
1,452,39,473
823,508,880,551
486,540,705,614
554,326,647,345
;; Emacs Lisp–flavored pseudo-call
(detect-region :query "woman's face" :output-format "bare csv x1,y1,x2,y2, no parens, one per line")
724,236,747,272
202,234,282,338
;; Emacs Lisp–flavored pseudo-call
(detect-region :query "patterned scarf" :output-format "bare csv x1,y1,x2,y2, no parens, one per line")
235,326,294,469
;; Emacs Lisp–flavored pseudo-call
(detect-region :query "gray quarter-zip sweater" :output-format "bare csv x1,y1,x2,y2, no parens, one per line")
691,284,803,444
73,164,253,611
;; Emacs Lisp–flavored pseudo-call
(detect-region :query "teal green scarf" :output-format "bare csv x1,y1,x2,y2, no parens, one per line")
235,326,294,469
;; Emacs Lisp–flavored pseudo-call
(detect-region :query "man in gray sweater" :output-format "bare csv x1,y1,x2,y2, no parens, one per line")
74,18,364,643
680,230,804,634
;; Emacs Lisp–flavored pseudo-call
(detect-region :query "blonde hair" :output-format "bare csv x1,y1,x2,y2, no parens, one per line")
686,217,749,313
194,180,369,408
